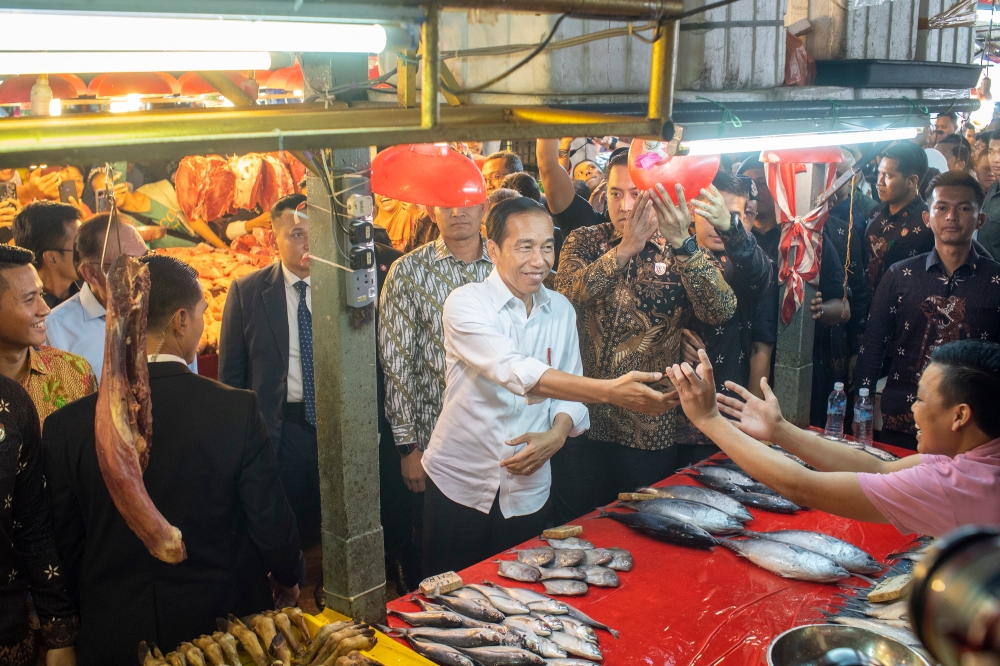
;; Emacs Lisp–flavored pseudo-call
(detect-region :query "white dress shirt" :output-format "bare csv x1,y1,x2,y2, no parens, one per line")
421,269,590,518
281,263,311,403
147,353,188,365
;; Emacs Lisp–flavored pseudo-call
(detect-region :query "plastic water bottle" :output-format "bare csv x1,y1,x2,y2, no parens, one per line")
824,382,847,439
853,388,874,446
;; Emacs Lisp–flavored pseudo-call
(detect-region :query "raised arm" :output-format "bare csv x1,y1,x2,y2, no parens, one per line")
537,138,577,215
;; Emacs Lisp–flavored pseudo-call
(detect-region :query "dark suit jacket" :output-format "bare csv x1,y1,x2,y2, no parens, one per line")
219,262,290,446
43,363,300,666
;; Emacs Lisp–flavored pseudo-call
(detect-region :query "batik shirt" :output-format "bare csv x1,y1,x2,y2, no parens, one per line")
378,237,493,449
555,223,737,450
19,346,96,427
864,197,932,296
855,246,1000,435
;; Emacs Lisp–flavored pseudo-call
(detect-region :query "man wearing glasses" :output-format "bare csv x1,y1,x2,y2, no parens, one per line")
11,201,82,308
482,151,525,195
45,213,150,383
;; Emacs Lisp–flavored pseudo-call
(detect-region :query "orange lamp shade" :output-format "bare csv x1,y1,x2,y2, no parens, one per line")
267,64,303,91
371,144,487,208
95,72,179,97
760,147,845,164
179,71,258,99
0,74,82,104
628,139,721,205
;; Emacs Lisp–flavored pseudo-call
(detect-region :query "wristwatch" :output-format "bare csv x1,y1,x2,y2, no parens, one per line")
718,212,743,237
396,442,417,456
671,235,699,257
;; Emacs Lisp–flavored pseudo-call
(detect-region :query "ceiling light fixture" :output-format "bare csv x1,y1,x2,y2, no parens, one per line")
0,51,293,76
681,126,922,155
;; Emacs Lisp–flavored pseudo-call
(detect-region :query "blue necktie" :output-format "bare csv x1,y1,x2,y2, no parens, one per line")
294,281,316,427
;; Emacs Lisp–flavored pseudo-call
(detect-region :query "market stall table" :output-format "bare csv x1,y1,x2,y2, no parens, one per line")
386,444,917,665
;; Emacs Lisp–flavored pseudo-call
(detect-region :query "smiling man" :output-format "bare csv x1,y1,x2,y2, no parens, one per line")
0,245,95,426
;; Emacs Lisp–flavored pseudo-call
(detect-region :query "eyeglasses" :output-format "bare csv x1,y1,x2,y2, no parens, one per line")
485,172,508,186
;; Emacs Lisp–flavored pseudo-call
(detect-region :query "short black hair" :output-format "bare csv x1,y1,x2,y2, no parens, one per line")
573,179,592,199
139,254,203,330
882,142,928,181
737,157,765,175
711,170,749,199
484,151,523,174
606,147,629,174
941,143,972,171
486,188,520,207
74,213,122,267
0,245,35,299
12,201,81,267
500,172,541,202
938,133,972,151
930,340,1000,438
938,111,959,125
485,197,551,246
926,170,985,208
271,193,307,225
976,130,993,145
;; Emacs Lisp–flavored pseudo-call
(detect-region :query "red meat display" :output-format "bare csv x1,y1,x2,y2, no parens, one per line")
175,151,304,222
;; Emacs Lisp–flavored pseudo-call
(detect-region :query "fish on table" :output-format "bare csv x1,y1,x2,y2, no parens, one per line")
637,485,753,522
717,537,850,583
615,498,744,535
598,509,717,550
742,530,883,575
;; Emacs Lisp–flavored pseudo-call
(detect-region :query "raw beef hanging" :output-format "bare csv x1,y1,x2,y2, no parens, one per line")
175,152,299,222
175,155,233,222
230,153,263,212
94,255,186,564
277,151,308,191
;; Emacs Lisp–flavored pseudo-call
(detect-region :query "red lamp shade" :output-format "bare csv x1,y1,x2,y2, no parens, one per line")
267,64,303,92
95,72,179,97
760,147,845,164
371,144,487,208
179,71,258,99
0,74,82,104
628,139,721,205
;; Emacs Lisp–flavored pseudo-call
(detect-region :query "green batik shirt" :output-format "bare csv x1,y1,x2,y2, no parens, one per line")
378,237,493,450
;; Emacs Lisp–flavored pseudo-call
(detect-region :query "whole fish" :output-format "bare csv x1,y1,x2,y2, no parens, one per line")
599,509,716,550
550,550,586,568
580,549,613,567
563,604,619,639
387,608,467,628
528,611,564,632
383,626,505,648
689,465,756,488
606,547,633,572
828,617,920,646
581,565,620,587
743,530,883,575
405,638,475,666
718,538,850,583
616,498,743,535
431,591,506,623
545,537,594,550
504,626,544,655
503,615,552,637
464,584,531,615
534,637,569,659
542,580,588,596
512,547,555,568
487,582,570,614
638,486,753,522
537,567,586,581
458,646,547,666
730,491,802,513
558,617,598,644
547,632,604,661
529,599,572,615
686,471,743,494
546,660,601,666
744,482,780,496
496,560,542,583
450,588,490,602
864,600,909,621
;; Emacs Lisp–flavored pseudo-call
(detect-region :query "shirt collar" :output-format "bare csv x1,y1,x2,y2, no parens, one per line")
79,283,106,321
281,263,311,288
26,346,50,377
147,353,188,365
485,268,551,313
433,236,491,264
925,245,979,272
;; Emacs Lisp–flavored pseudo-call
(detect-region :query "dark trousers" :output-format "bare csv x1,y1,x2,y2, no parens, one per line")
422,478,550,578
378,426,423,590
278,403,321,549
876,429,919,451
676,444,721,468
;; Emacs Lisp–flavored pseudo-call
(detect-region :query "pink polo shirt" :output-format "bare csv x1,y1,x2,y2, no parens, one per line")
858,437,1000,537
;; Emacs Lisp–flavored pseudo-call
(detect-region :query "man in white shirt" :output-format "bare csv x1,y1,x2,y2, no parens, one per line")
421,197,679,576
45,213,150,383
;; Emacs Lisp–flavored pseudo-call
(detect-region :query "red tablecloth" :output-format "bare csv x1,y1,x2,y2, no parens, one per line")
386,445,917,665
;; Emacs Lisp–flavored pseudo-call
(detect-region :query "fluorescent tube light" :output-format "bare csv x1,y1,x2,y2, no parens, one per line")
0,12,389,53
681,127,922,155
0,51,285,76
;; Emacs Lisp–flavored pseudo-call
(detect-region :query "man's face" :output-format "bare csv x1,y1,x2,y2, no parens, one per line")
976,153,996,189
744,199,758,228
79,224,148,307
275,208,309,275
912,363,964,455
573,161,603,191
942,148,961,173
693,192,745,254
741,168,775,229
988,140,1000,180
925,185,984,246
932,116,958,145
0,264,50,350
606,164,639,232
430,204,484,244
482,158,514,194
0,169,15,182
876,158,916,206
49,220,81,282
487,211,555,302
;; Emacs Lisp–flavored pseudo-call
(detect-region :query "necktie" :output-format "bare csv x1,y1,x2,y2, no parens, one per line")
294,280,316,427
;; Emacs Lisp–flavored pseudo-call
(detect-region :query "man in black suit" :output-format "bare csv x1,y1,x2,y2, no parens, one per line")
43,254,301,666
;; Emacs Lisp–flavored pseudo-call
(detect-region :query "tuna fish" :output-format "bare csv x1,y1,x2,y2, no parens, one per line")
599,509,716,550
717,537,850,583
616,498,743,535
638,485,754,522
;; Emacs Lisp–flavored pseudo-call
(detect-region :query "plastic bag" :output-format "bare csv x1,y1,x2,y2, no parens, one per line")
784,31,816,87
918,0,977,29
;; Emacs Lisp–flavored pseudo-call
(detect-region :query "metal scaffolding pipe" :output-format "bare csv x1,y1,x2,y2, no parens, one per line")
421,6,441,129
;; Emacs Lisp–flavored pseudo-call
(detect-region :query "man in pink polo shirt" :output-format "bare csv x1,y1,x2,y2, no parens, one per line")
665,340,1000,537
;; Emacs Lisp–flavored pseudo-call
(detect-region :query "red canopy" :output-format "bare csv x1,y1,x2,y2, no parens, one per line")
266,64,303,92
0,74,83,104
178,71,258,99
95,72,179,97
372,144,487,208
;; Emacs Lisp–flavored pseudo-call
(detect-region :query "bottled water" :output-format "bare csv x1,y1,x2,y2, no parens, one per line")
853,388,874,446
824,382,847,439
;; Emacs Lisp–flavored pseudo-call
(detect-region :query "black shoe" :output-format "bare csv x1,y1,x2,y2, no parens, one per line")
313,584,326,611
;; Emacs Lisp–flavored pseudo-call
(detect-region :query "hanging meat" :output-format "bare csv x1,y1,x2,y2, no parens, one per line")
94,255,187,564
175,155,235,223
230,153,263,212
175,152,303,222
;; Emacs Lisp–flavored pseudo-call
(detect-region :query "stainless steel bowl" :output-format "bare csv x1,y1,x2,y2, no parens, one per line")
767,624,931,666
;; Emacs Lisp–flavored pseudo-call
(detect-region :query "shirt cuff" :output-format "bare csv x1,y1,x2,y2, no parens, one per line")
41,616,79,650
226,220,248,240
391,423,418,447
555,402,591,438
509,357,552,397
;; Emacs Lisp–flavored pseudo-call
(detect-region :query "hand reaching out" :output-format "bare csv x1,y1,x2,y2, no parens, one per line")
681,329,706,366
716,377,785,442
665,349,719,425
690,185,732,231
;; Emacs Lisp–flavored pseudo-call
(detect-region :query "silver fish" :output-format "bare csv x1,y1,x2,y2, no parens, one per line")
730,491,802,514
503,616,552,637
718,538,850,583
690,465,756,487
545,660,600,666
528,599,572,615
558,617,598,644
865,600,909,621
465,584,531,615
545,537,594,550
617,498,744,535
387,608,467,628
564,604,619,638
542,580,588,596
506,625,566,659
547,632,603,661
829,617,921,646
513,547,556,568
430,592,506,623
606,547,633,572
538,567,586,581
638,485,753,523
449,588,490,602
387,626,506,648
505,627,543,655
744,530,883,575
405,638,475,666
487,583,570,614
534,637,569,659
550,550,586,568
458,646,547,666
580,549,613,567
528,611,564,632
496,560,542,583
580,565,620,588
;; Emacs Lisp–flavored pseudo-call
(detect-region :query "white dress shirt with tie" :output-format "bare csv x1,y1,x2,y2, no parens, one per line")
421,269,590,518
281,264,311,403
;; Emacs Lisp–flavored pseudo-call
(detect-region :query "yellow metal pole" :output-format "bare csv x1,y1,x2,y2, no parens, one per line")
647,19,678,126
421,5,441,128
397,49,417,108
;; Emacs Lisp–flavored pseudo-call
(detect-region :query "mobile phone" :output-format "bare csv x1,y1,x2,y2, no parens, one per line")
96,189,108,213
0,181,15,202
40,165,61,176
112,162,128,187
59,180,76,203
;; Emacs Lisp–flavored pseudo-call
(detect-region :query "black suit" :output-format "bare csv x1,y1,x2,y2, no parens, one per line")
43,363,300,666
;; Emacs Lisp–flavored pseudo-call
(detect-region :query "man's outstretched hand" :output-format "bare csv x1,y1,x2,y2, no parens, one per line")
717,377,785,442
665,349,720,425
606,371,679,415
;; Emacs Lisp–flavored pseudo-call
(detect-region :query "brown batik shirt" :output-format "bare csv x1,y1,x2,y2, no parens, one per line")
555,222,737,450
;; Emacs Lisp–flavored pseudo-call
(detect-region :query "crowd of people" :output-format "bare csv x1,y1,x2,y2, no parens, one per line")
1,114,1000,665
